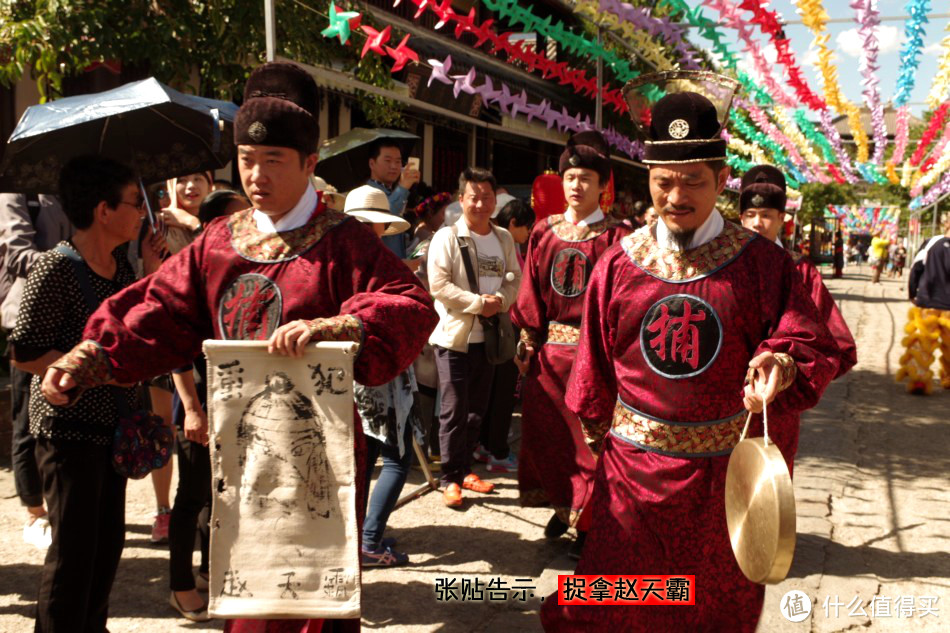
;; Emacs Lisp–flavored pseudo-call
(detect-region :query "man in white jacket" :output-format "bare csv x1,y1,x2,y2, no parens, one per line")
427,167,521,508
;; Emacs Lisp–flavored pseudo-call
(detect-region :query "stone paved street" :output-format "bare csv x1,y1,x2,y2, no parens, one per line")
0,269,946,632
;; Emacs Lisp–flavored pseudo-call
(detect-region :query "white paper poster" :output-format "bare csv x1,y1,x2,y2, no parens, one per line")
203,341,360,619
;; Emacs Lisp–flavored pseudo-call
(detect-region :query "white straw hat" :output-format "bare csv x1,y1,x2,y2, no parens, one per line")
310,175,345,204
344,185,410,235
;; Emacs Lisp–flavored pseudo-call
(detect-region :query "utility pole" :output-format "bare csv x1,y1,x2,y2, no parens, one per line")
265,0,277,62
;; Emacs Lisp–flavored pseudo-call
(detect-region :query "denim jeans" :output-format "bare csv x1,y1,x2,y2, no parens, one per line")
362,424,412,550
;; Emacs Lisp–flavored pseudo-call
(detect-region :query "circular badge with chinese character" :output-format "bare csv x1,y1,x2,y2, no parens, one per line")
640,294,722,379
550,248,592,297
218,273,283,341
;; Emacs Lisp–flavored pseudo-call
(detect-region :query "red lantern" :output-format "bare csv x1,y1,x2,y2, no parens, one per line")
531,171,566,221
599,170,615,212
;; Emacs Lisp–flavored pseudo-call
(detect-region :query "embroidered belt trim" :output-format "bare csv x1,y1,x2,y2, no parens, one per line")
611,400,746,457
547,322,581,345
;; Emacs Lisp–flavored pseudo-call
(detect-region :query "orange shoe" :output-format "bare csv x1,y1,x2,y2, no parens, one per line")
462,473,495,494
443,483,463,507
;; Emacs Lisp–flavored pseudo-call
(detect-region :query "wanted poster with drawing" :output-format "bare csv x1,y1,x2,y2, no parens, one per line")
204,341,361,619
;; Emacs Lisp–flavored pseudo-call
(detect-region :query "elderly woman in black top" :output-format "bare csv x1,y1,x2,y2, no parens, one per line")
9,155,163,633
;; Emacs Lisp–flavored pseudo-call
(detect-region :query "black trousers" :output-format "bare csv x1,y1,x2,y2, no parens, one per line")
435,344,495,486
479,358,519,460
168,427,211,591
34,437,126,633
11,364,43,507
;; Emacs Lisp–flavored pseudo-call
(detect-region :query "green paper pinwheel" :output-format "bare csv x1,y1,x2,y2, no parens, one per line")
321,1,361,45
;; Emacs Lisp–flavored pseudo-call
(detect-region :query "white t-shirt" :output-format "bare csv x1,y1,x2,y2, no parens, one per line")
467,229,505,343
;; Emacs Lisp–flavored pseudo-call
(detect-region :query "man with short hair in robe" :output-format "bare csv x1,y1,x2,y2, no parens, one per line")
511,130,630,556
739,164,857,379
41,61,437,633
541,75,840,632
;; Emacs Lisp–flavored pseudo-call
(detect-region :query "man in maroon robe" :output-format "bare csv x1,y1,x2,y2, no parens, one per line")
739,164,857,379
41,62,437,633
540,75,840,632
511,131,630,555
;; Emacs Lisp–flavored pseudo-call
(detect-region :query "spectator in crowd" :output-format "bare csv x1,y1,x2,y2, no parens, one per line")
0,193,72,549
474,198,536,474
311,176,346,212
408,191,453,260
643,205,659,226
427,167,521,508
404,191,453,458
162,172,213,254
197,188,249,226
168,358,212,621
629,200,647,228
870,232,890,284
492,197,534,265
9,156,163,632
165,188,247,622
212,178,234,191
366,140,421,259
344,185,419,567
147,171,215,545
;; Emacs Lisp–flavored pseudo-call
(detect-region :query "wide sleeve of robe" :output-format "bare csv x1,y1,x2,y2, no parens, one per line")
510,222,548,346
330,222,439,386
53,215,437,393
797,258,857,379
753,251,839,414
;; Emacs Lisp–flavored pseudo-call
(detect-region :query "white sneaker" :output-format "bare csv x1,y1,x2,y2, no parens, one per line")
23,516,52,549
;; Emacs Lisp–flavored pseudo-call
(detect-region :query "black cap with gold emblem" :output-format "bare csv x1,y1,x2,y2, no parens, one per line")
558,130,611,183
234,61,320,155
739,164,787,214
622,71,739,165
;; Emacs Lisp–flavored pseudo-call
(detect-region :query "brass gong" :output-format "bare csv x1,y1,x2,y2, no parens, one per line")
725,409,796,585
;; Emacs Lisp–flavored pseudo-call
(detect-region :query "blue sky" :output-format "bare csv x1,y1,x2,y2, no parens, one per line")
681,0,948,118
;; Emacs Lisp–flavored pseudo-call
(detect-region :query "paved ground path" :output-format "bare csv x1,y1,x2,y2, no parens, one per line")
0,269,946,632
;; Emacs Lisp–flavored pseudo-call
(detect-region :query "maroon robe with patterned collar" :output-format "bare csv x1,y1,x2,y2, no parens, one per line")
511,212,630,525
54,196,437,633
541,222,838,632
792,252,857,379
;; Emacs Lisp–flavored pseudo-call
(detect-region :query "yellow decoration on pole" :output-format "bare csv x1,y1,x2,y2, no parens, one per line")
794,0,871,162
926,24,950,110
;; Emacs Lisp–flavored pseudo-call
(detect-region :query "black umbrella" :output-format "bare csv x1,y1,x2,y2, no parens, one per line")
316,127,418,192
0,78,238,227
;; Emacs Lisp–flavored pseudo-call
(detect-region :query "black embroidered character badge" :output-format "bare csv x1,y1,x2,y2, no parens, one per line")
640,294,722,379
218,273,283,341
550,248,592,298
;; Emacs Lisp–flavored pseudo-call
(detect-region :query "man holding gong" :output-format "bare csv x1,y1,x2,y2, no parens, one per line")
541,73,840,632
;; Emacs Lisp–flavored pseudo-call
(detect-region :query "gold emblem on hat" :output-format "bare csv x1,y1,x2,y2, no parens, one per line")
569,154,582,167
751,194,766,207
248,121,267,143
668,119,690,139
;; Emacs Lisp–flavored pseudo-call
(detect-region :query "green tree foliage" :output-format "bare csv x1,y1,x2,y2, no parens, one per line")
798,182,857,224
0,0,405,126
